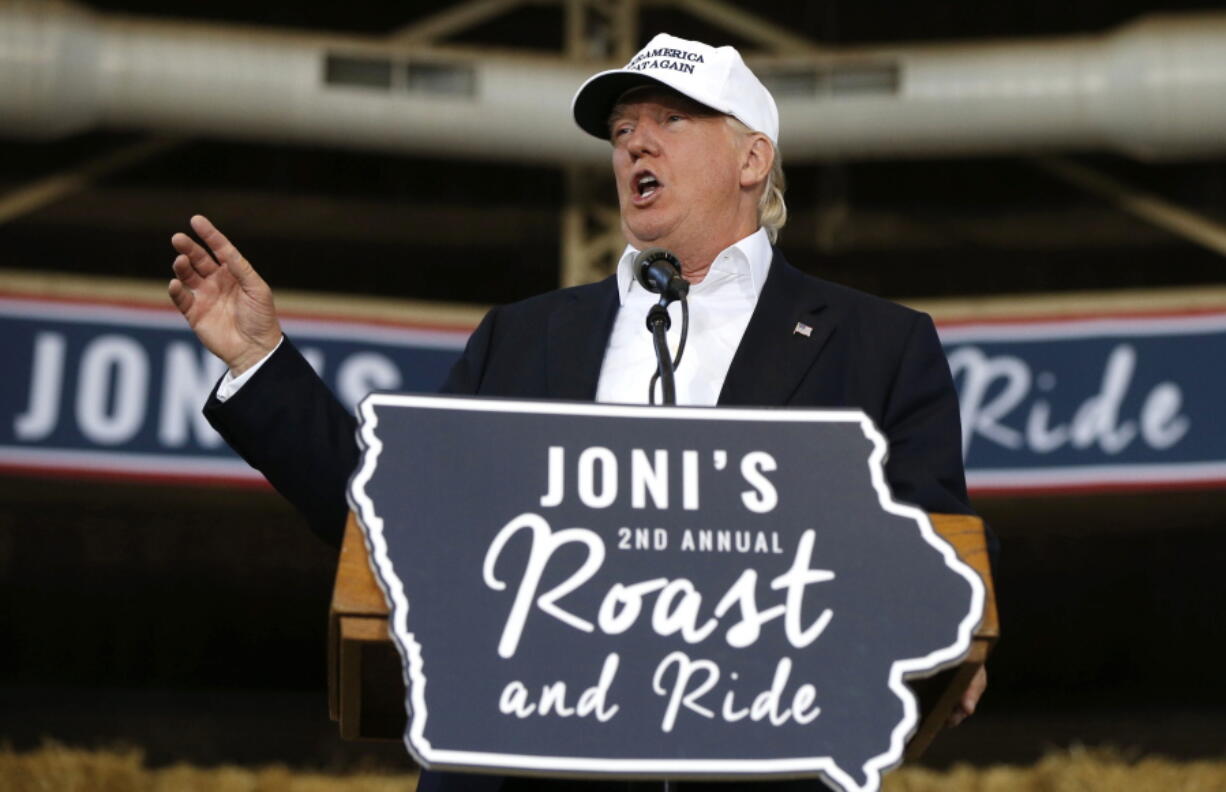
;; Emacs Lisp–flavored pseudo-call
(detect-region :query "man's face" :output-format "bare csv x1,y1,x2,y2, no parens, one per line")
609,88,747,257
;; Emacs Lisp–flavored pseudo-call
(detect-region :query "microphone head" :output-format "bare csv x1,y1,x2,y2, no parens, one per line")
634,247,684,295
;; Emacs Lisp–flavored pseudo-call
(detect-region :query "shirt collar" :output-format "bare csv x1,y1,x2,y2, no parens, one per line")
614,227,773,306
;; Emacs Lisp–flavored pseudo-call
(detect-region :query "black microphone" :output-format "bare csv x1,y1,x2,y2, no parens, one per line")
634,248,690,301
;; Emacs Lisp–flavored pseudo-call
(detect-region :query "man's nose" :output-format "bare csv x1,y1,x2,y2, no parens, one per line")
626,121,660,158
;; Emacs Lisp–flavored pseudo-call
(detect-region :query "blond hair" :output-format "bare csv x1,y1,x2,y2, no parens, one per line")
727,117,787,243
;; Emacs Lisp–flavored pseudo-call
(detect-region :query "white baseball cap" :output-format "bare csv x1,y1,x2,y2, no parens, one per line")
571,33,779,145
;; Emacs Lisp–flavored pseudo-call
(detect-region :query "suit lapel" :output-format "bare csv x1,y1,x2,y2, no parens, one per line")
546,276,621,400
718,250,835,406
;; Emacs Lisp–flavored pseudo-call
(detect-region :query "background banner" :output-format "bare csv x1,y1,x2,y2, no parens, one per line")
3,290,1223,494
0,294,466,483
941,312,1226,493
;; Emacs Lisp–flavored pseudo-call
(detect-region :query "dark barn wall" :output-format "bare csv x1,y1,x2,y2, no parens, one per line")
0,476,410,767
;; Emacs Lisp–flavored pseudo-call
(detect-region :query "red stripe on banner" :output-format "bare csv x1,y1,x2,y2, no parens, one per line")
0,289,193,315
277,308,477,334
935,305,1226,328
0,289,478,334
970,477,1226,497
0,462,271,490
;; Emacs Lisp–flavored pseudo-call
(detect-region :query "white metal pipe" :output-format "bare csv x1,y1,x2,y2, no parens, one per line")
1,1,611,162
779,14,1226,161
2,1,1225,163
0,0,101,138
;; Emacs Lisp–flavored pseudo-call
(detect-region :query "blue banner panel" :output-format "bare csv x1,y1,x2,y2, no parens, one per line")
4,291,1224,495
940,312,1226,493
0,295,469,483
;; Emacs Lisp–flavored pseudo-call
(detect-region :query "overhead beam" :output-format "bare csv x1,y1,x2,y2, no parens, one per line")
389,0,815,58
389,0,525,44
0,137,183,226
1034,157,1226,258
650,0,823,54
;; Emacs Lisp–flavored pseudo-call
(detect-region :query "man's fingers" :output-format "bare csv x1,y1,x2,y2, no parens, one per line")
946,666,987,728
958,689,978,718
946,696,973,727
967,666,988,704
171,232,220,279
190,214,260,286
168,278,194,315
171,253,205,288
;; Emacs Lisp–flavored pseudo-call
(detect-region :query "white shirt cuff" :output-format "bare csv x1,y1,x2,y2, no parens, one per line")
215,336,284,403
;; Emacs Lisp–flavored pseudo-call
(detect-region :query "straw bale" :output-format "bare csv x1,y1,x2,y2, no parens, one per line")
3,742,1225,792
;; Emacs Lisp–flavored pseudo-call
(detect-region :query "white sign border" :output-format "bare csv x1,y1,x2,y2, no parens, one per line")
350,394,986,792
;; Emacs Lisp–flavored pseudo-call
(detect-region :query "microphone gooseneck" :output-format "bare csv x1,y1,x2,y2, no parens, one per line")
633,248,690,406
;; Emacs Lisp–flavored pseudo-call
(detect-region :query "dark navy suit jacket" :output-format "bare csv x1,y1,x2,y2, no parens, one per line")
204,250,971,792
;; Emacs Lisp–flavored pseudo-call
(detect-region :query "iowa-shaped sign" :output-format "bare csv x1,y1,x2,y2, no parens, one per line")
349,396,985,792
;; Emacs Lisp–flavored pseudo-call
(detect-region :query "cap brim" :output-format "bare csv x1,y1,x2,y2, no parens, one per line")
571,70,681,140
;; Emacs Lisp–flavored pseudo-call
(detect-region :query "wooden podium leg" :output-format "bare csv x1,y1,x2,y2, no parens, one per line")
338,615,393,740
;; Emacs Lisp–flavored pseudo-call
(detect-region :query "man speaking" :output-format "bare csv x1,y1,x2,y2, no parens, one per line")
169,33,985,790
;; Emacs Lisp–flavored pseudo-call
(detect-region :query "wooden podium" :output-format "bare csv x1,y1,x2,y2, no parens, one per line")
327,511,998,760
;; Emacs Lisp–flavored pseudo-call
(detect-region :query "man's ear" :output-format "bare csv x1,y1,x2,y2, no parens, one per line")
739,133,774,190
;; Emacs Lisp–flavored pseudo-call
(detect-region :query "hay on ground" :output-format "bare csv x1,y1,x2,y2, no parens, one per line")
2,742,1225,792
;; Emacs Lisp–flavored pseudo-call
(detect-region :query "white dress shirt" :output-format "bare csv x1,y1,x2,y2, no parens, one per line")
217,228,773,405
214,336,282,402
595,227,772,406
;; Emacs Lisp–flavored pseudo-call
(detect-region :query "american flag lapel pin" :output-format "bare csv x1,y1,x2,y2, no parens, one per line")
793,321,813,337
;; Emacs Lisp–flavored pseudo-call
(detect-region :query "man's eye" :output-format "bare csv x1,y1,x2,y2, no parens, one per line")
667,114,685,123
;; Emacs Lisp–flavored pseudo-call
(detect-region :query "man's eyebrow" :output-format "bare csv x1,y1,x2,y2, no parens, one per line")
607,107,631,130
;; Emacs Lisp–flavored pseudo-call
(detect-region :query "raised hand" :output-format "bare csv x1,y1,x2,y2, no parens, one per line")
168,215,282,376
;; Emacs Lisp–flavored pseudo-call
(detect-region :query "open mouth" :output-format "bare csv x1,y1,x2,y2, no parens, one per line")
634,171,661,202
